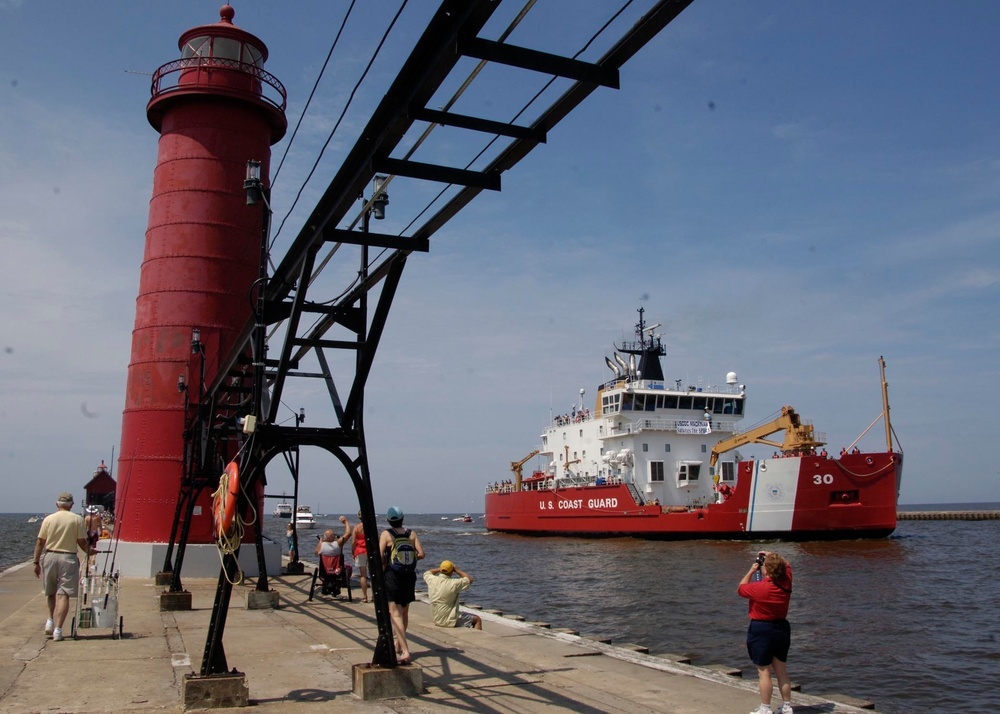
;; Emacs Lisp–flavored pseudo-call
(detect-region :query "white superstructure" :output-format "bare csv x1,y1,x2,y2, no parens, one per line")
538,309,747,509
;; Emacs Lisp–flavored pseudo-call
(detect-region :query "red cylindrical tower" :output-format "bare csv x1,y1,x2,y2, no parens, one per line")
116,5,285,554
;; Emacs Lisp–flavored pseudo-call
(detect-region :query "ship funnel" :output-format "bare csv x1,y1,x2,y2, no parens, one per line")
614,353,628,373
605,356,621,377
628,353,637,377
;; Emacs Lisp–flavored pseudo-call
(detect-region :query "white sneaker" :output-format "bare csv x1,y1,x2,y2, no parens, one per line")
749,707,772,714
44,618,54,635
779,705,793,714
52,628,64,642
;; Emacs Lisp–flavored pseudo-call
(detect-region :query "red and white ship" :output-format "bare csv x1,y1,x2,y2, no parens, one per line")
485,309,902,540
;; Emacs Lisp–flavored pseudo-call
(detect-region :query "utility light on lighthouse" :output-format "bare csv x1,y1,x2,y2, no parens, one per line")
372,175,389,219
244,160,263,205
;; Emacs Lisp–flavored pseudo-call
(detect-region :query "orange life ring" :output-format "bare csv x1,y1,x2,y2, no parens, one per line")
214,461,240,538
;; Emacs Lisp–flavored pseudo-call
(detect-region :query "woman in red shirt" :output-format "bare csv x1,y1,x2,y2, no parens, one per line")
738,551,794,714
351,511,369,603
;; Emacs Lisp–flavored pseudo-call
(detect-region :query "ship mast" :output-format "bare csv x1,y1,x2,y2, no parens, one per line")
615,307,666,382
880,356,893,452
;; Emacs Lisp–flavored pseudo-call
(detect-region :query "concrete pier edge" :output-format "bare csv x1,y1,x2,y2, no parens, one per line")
430,592,877,713
0,560,880,713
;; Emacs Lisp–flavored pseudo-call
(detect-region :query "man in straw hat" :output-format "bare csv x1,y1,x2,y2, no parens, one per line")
32,492,90,642
423,560,482,630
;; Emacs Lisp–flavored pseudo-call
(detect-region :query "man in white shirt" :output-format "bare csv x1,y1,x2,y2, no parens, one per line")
423,560,482,629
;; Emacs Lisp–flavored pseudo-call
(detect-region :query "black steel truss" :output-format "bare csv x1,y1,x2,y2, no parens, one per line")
161,0,695,677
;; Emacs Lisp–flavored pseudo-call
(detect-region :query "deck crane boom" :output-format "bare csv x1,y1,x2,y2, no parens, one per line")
709,406,825,469
511,449,540,491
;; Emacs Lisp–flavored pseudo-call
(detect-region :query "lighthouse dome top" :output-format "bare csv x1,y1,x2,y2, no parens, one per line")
177,4,270,66
147,3,287,141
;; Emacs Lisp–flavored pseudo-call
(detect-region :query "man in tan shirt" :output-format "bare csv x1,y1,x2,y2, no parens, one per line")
423,560,482,630
33,492,89,641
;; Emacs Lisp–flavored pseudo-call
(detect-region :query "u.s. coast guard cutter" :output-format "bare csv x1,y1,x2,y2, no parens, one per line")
485,309,902,540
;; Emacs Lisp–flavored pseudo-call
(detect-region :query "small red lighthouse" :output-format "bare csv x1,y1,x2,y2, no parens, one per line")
115,5,286,574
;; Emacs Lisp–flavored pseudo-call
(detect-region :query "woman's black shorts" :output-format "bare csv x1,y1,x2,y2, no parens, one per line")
746,618,790,666
384,568,416,605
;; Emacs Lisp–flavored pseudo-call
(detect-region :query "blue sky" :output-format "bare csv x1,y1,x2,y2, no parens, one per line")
1,1,998,515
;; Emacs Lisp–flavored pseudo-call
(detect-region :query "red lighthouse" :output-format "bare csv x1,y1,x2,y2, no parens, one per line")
115,5,286,575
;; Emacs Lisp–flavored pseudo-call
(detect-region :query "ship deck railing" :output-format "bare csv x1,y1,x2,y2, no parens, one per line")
610,417,738,436
601,378,744,394
546,414,740,434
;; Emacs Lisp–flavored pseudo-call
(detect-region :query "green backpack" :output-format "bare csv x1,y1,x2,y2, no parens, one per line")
386,529,417,572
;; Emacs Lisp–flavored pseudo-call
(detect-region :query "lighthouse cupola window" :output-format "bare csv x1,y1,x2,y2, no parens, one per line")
182,35,264,67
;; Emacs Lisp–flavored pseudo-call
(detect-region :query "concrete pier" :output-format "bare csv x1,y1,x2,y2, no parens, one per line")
0,560,878,713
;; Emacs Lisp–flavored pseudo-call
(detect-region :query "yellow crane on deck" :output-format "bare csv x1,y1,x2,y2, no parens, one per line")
510,449,540,491
709,406,825,470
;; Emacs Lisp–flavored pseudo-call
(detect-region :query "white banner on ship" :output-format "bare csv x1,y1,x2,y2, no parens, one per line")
676,420,712,435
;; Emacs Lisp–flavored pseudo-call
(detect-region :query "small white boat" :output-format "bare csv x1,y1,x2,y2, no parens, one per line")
294,505,317,529
27,515,39,523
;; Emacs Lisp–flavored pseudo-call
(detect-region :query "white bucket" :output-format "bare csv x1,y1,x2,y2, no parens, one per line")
91,597,118,628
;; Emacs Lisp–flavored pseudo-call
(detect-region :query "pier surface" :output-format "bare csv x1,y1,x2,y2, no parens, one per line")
0,560,876,713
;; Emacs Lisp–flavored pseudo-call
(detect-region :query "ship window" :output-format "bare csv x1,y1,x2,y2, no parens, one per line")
701,444,707,453
679,395,692,410
720,462,735,483
645,396,655,412
677,462,702,486
650,461,664,482
692,396,706,411
664,443,671,452
664,395,678,409
642,443,648,452
622,394,633,411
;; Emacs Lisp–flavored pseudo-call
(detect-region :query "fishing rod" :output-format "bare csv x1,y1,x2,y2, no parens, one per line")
105,441,138,578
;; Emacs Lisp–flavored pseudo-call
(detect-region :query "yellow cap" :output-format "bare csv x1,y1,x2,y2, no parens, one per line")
439,560,454,575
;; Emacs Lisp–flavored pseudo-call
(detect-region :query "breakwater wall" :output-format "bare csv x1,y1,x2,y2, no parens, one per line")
898,511,1000,520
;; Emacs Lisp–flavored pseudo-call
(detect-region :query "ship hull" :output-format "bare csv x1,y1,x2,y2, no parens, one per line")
486,452,901,540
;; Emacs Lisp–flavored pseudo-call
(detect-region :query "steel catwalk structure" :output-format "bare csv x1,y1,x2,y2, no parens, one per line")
142,0,696,679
